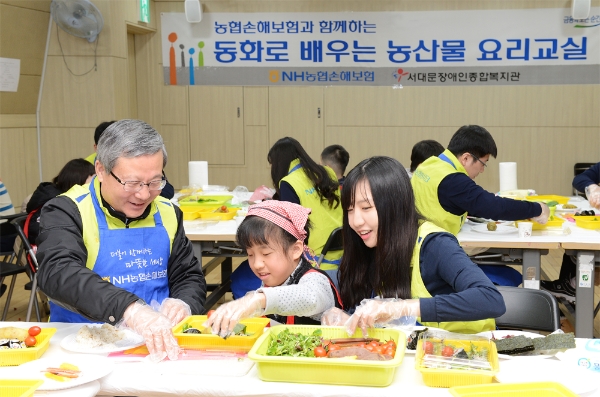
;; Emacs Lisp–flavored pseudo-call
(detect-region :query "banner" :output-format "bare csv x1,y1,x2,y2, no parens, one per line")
161,8,600,86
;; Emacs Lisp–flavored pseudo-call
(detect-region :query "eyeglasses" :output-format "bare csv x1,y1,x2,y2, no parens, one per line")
110,171,166,192
469,153,488,168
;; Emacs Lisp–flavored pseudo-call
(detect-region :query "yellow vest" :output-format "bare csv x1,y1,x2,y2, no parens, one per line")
84,152,96,164
281,159,343,269
411,221,496,333
411,149,468,235
62,178,178,270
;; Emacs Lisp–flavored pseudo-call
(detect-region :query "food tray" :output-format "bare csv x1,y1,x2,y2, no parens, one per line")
525,195,570,205
0,380,44,397
573,215,600,230
180,206,202,220
449,381,578,397
415,332,499,388
247,324,406,387
0,328,56,366
173,315,269,352
515,218,564,230
196,207,238,221
178,195,233,207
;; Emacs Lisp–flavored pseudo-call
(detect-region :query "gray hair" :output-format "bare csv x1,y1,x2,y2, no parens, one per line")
96,119,167,173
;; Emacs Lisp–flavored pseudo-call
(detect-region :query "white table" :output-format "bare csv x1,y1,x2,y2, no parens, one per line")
1,322,599,397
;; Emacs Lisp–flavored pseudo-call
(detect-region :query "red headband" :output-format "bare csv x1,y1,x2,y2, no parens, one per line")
247,200,311,242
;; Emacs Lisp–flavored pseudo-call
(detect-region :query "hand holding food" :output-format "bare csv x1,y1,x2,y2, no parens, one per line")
159,298,191,326
205,291,265,338
320,307,351,326
532,202,550,224
345,298,419,337
585,184,600,209
121,300,180,362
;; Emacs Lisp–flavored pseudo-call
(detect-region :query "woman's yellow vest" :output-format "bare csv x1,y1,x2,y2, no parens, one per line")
411,149,468,235
62,178,178,270
411,221,496,333
280,159,343,270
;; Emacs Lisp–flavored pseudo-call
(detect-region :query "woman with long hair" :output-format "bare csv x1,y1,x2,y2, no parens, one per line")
323,156,505,335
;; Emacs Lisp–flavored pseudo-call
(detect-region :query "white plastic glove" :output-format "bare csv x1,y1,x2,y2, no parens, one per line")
120,301,180,362
320,307,350,326
159,298,191,326
344,298,420,337
204,291,265,338
532,202,550,224
585,184,600,209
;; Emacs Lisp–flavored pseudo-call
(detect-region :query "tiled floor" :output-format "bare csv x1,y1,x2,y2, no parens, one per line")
2,251,598,337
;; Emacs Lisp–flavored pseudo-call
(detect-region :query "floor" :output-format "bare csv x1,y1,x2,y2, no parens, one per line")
2,250,599,337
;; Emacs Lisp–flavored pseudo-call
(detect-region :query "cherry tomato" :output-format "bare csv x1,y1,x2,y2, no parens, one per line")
357,342,366,349
442,346,454,357
220,205,228,212
24,336,37,347
374,345,384,354
28,326,41,336
321,339,331,348
423,341,434,355
328,343,341,352
206,310,216,318
314,346,327,357
385,346,396,357
385,340,396,349
369,341,379,349
365,344,375,352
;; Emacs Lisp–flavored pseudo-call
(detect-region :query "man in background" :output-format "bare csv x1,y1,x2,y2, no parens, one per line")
321,144,350,187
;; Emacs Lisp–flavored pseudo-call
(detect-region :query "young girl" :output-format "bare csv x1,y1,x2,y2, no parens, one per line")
206,200,342,338
322,156,505,336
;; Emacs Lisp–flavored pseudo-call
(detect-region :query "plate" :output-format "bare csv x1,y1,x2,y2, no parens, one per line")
495,359,598,395
476,330,552,360
8,356,113,391
555,204,580,213
470,224,518,235
60,324,145,354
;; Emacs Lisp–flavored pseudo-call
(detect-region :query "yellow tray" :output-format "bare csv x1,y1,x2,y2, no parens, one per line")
0,380,44,397
179,195,233,207
416,337,499,388
0,328,56,366
515,218,564,230
248,325,406,387
196,207,238,221
573,215,600,230
450,382,578,397
525,195,570,205
173,315,269,352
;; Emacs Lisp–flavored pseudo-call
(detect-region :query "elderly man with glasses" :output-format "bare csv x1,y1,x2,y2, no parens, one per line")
411,125,549,286
36,119,206,362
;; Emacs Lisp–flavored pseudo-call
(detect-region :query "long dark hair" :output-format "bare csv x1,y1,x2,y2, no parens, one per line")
52,158,95,192
268,137,340,209
339,156,424,309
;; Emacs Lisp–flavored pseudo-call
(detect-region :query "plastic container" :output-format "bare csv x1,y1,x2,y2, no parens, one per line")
516,217,564,230
572,215,600,230
180,206,202,220
0,380,44,397
173,315,269,352
179,195,233,207
415,330,499,388
525,195,570,205
196,206,238,221
449,382,578,397
248,324,406,387
0,328,56,366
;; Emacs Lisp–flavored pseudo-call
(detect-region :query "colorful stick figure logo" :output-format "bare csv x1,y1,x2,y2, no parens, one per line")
393,68,409,82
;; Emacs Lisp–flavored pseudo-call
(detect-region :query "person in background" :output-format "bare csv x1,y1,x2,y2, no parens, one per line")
410,125,549,286
206,201,342,337
26,159,95,245
36,119,206,362
406,139,444,178
321,144,350,187
230,137,343,299
322,156,505,335
541,161,600,301
86,120,175,199
0,178,17,297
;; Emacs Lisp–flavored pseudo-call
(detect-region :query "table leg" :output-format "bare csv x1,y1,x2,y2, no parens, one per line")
522,249,541,289
575,251,595,338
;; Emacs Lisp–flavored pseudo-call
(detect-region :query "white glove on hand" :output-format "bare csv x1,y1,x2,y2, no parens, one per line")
532,202,550,224
159,298,191,326
204,291,265,338
586,184,600,209
344,298,419,337
320,307,350,326
120,301,180,362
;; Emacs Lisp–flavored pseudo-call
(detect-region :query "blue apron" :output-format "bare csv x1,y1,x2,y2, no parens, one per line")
50,182,171,323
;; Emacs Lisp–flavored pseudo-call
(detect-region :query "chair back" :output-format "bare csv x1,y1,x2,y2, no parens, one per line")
574,162,596,196
495,286,561,332
316,227,343,266
11,215,38,274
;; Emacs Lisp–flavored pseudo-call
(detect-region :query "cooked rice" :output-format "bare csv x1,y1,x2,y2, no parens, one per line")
75,323,126,348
